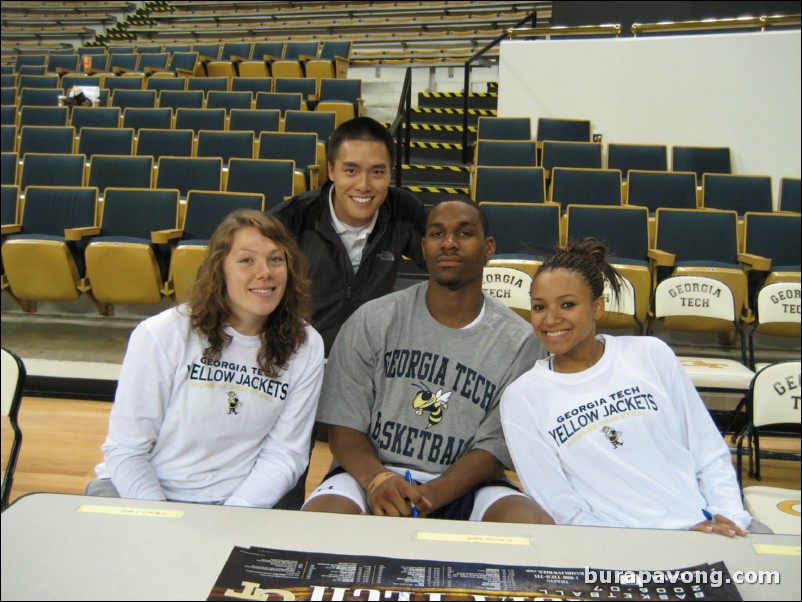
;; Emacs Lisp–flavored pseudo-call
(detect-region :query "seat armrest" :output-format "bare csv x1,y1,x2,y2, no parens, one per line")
308,165,319,190
334,56,349,79
648,248,676,267
64,226,101,241
738,252,771,272
1,224,21,235
151,228,183,244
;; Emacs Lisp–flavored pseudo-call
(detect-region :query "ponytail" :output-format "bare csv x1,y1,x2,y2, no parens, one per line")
534,238,625,305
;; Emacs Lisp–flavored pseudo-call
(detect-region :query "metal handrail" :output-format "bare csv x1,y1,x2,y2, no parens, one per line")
388,66,412,187
509,24,621,38
461,10,538,164
632,14,800,36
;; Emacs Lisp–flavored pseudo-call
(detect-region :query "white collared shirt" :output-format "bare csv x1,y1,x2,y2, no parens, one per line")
328,186,379,272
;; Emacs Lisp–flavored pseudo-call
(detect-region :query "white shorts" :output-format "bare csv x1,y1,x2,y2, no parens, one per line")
303,466,525,521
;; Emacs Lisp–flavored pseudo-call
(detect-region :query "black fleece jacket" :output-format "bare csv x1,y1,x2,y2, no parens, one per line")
272,182,427,354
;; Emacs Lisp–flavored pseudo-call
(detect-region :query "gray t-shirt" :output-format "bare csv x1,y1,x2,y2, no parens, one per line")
318,282,545,473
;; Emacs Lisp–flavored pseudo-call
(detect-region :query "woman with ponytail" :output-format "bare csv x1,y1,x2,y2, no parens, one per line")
500,239,756,536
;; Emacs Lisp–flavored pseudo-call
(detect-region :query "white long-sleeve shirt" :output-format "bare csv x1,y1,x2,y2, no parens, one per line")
501,335,752,530
96,306,324,508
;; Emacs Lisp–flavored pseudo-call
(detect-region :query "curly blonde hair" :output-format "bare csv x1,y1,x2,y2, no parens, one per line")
189,210,311,378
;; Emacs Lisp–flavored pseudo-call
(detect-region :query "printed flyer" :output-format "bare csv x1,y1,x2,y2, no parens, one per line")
208,546,742,601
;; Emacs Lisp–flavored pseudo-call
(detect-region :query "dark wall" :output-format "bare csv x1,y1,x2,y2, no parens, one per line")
550,1,801,34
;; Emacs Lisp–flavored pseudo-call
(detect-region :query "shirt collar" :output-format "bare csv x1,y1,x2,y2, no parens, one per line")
328,185,380,235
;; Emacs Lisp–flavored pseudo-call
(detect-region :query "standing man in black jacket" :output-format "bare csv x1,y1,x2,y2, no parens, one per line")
273,117,427,355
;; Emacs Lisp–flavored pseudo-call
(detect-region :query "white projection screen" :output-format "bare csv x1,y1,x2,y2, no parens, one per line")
499,30,801,205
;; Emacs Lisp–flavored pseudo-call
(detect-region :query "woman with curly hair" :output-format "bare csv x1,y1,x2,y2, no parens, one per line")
87,210,324,507
500,238,754,536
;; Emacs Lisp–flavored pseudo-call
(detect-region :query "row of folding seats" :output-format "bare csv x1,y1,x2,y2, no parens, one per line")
5,78,361,117
6,40,353,86
7,51,205,79
479,201,800,368
6,75,361,107
121,10,519,49
474,116,737,184
4,106,337,139
3,83,362,131
5,104,328,135
2,123,325,191
1,186,268,313
2,146,303,204
475,137,736,183
471,165,801,215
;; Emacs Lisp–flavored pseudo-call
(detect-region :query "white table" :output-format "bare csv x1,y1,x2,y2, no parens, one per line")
2,493,799,601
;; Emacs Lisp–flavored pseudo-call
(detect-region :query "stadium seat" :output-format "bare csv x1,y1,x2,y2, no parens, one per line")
87,154,154,195
165,190,265,300
122,107,173,132
19,153,85,190
565,204,651,333
316,79,363,126
136,129,193,161
157,90,203,111
71,106,121,132
480,201,561,271
672,145,731,184
254,91,303,117
474,140,537,168
2,186,98,311
155,156,222,198
702,173,773,216
476,116,532,141
196,130,254,166
305,40,352,82
606,143,667,185
650,208,749,333
18,125,74,157
735,361,801,486
228,109,280,137
258,132,318,191
175,108,226,135
83,187,180,308
549,167,622,210
111,89,157,110
77,127,134,159
473,166,545,204
747,282,801,370
541,141,603,179
18,106,69,128
778,177,800,213
481,266,533,321
231,77,273,95
206,91,253,114
227,158,295,211
274,78,317,110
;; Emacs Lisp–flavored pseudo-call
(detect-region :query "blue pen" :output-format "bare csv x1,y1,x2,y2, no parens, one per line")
702,508,714,522
405,470,419,518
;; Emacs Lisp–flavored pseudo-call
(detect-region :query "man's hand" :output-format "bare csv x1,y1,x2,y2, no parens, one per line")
690,513,748,537
367,472,432,517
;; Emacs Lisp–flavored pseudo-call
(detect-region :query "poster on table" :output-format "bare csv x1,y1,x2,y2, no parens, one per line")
208,546,741,601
